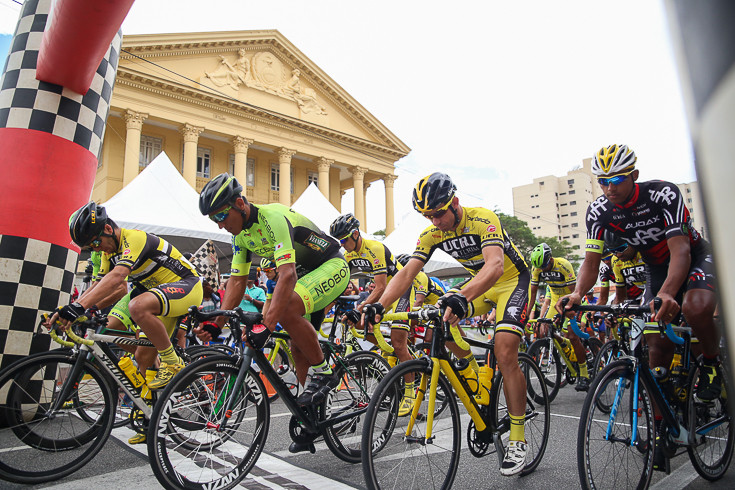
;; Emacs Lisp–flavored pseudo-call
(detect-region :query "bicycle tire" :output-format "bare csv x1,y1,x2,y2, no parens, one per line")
686,363,734,480
577,360,654,490
527,338,562,402
148,355,269,490
0,352,115,484
322,350,391,463
491,352,550,475
361,358,461,490
590,341,624,413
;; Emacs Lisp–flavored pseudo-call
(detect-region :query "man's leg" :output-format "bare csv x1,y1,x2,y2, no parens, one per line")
495,329,528,476
684,289,722,400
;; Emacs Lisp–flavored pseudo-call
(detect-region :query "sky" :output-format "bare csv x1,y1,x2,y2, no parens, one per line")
0,0,696,234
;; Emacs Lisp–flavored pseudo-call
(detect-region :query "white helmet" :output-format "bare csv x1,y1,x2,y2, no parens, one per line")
591,144,636,176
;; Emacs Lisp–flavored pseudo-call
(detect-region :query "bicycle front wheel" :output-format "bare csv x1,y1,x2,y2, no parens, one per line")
577,360,654,490
590,340,625,413
491,352,550,475
148,355,270,490
0,351,115,484
323,350,391,463
527,338,562,402
686,363,734,480
361,358,461,490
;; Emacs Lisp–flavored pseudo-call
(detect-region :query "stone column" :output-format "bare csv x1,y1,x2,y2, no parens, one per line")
181,124,204,188
384,174,398,235
316,157,333,199
232,136,253,186
278,147,296,206
352,166,367,232
122,110,148,187
362,182,371,228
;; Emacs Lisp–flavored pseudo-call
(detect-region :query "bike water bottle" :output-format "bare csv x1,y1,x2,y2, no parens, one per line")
561,338,577,362
476,365,493,405
119,357,145,388
456,358,479,394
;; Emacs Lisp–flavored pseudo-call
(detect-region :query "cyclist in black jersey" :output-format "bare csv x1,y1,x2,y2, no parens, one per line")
559,144,721,403
198,174,350,407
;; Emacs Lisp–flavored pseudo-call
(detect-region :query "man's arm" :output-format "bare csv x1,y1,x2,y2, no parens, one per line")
558,251,601,313
527,284,539,318
263,262,298,330
598,284,610,305
651,235,691,322
372,258,423,310
76,265,129,310
359,272,387,311
613,285,626,304
457,245,503,303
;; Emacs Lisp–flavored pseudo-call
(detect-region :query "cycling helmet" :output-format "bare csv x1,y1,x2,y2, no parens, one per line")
330,213,360,239
591,144,637,176
69,202,107,247
259,257,276,270
199,173,244,215
412,173,456,214
396,253,411,266
530,243,552,269
603,229,627,253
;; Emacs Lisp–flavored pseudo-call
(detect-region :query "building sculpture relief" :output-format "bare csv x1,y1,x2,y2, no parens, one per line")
204,49,327,115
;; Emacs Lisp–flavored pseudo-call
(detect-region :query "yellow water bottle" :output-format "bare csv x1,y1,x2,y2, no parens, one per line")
561,338,577,362
476,366,493,405
118,357,145,388
456,358,479,395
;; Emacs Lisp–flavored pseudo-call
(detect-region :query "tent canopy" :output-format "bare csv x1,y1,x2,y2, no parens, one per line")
290,183,341,233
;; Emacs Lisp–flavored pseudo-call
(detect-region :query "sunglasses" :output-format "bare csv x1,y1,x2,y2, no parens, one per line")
82,237,102,250
261,267,275,273
597,172,632,186
209,205,233,223
339,234,353,245
422,201,453,220
608,243,628,254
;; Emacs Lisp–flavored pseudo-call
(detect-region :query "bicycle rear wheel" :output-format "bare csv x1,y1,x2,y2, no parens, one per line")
527,338,562,402
148,355,269,490
578,360,654,490
323,350,390,463
491,352,550,475
686,363,734,480
0,352,115,484
361,358,461,490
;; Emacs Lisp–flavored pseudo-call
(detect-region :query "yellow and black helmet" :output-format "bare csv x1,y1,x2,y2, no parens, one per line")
591,144,636,176
412,172,456,214
330,213,360,240
199,173,244,215
69,202,107,248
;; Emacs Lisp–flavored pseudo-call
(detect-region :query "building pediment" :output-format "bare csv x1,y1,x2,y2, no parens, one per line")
118,30,409,157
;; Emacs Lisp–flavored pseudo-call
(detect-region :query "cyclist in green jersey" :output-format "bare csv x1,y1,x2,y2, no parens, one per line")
198,173,350,406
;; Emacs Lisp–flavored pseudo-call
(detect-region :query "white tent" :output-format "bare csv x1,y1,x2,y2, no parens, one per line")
383,213,468,279
102,153,231,243
290,183,341,233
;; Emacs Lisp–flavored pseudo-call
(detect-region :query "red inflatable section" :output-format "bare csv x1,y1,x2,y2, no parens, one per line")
0,128,96,250
36,0,135,94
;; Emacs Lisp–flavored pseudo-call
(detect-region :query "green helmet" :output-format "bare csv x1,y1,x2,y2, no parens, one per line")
259,257,276,270
530,243,552,269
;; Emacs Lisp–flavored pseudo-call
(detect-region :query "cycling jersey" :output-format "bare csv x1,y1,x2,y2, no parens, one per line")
411,206,530,335
598,260,614,288
610,251,646,300
585,180,704,265
530,257,576,297
98,228,202,334
413,271,445,305
231,203,342,277
345,237,400,280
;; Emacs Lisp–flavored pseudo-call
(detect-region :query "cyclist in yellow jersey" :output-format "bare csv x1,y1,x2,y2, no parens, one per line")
48,202,203,392
198,174,349,409
363,173,531,476
396,254,446,307
330,213,414,410
527,243,592,391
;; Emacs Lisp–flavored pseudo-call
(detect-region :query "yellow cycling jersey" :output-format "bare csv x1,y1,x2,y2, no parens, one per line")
412,206,528,282
412,270,443,304
530,256,576,296
345,237,401,280
611,251,646,289
99,229,198,289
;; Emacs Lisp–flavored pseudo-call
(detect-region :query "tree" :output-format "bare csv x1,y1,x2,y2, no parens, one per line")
496,212,581,269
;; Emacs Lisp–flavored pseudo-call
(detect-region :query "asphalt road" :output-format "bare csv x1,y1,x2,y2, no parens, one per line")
1,376,733,490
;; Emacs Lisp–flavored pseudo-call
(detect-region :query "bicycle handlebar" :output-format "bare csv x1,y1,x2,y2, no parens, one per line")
380,306,471,351
188,305,263,325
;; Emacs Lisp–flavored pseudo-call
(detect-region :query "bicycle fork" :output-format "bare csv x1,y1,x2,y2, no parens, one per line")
209,346,257,432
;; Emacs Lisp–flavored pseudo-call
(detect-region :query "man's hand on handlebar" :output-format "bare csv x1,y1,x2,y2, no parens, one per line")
556,292,582,317
362,303,385,326
650,292,680,324
437,292,468,326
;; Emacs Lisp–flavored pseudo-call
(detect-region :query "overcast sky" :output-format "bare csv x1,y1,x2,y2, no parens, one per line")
1,0,696,234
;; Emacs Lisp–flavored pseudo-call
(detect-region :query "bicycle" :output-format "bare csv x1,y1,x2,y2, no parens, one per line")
526,315,602,402
360,304,550,489
574,300,733,489
147,305,392,490
0,308,166,484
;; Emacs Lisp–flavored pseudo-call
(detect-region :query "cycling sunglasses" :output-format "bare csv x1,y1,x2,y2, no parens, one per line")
209,205,233,223
339,234,353,245
82,237,102,250
422,201,453,220
597,171,633,186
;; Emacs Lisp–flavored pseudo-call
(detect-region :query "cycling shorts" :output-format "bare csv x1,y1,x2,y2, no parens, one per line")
293,257,350,315
464,271,530,338
147,275,204,336
108,292,137,333
386,285,414,332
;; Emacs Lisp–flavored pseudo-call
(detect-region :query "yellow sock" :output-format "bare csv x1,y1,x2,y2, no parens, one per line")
509,412,525,442
579,362,589,378
158,345,179,365
404,381,415,397
465,353,480,373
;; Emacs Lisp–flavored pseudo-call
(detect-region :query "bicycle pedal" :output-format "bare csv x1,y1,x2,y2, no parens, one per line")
288,441,316,454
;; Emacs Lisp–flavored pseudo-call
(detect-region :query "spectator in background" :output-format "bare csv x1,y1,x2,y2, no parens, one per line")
358,281,374,304
239,267,266,312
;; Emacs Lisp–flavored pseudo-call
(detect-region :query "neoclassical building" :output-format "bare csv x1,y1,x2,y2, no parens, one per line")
93,30,409,233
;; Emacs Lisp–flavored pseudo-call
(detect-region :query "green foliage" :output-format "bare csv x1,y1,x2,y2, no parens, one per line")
496,212,581,269
372,229,386,237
